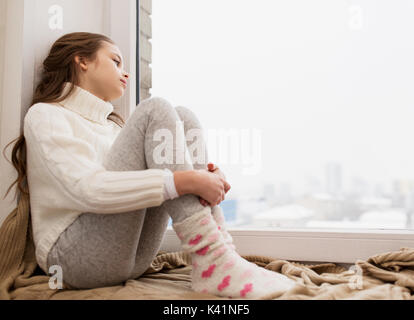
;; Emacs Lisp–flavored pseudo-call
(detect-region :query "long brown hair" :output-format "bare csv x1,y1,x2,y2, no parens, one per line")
2,32,126,202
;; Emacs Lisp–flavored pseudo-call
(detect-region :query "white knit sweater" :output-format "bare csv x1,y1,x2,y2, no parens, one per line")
24,82,177,274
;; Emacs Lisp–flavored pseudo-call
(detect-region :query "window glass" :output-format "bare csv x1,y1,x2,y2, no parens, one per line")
152,0,414,230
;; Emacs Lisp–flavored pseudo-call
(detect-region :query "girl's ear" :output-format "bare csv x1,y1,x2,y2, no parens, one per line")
74,55,88,71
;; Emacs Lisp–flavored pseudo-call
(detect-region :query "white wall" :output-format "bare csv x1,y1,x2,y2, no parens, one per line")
0,1,5,118
0,0,5,226
0,0,137,227
139,0,152,100
0,0,25,228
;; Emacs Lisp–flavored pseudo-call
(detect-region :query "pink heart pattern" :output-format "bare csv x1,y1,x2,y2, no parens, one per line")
223,258,236,271
240,283,253,297
241,269,253,279
213,246,227,258
201,264,216,278
208,232,220,242
196,245,209,256
189,234,202,245
200,216,211,225
218,275,231,291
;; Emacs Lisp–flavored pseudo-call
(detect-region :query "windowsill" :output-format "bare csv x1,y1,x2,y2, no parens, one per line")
161,226,414,265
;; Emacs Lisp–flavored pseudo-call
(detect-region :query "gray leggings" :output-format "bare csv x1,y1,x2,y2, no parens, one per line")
46,97,209,289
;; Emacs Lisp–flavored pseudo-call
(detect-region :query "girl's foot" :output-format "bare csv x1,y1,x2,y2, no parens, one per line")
172,207,296,299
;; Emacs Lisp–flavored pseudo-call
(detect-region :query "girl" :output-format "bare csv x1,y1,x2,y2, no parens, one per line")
3,32,295,298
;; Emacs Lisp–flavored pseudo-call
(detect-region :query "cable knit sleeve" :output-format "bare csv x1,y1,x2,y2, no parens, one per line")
163,168,179,200
24,106,169,214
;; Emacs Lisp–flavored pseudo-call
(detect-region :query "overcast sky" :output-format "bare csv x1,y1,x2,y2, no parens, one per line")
151,0,414,198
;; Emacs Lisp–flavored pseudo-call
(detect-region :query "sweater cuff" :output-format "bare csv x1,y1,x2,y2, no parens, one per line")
163,168,179,200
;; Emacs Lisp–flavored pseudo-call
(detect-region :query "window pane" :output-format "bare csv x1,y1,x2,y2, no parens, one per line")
152,0,414,230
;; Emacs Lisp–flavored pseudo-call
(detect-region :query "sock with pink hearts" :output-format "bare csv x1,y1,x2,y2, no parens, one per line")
172,206,296,299
211,205,236,251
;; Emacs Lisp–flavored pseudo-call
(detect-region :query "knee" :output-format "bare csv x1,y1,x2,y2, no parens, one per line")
175,105,192,119
138,96,176,117
175,105,202,128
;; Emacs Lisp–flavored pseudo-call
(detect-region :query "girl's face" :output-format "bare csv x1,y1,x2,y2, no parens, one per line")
75,41,129,102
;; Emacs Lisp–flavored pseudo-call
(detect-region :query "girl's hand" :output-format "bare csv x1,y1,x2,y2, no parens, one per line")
207,162,231,193
192,169,227,207
199,162,231,206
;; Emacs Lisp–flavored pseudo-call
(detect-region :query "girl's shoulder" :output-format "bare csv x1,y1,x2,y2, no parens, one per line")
25,102,64,118
24,102,71,131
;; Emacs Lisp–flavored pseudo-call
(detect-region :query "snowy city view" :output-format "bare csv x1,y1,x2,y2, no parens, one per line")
153,1,414,231
167,162,414,230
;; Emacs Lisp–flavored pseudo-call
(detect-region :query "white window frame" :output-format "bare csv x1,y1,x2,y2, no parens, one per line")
161,227,414,265
141,0,414,264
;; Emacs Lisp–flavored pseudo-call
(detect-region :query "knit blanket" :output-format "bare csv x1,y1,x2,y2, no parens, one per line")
1,192,414,300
